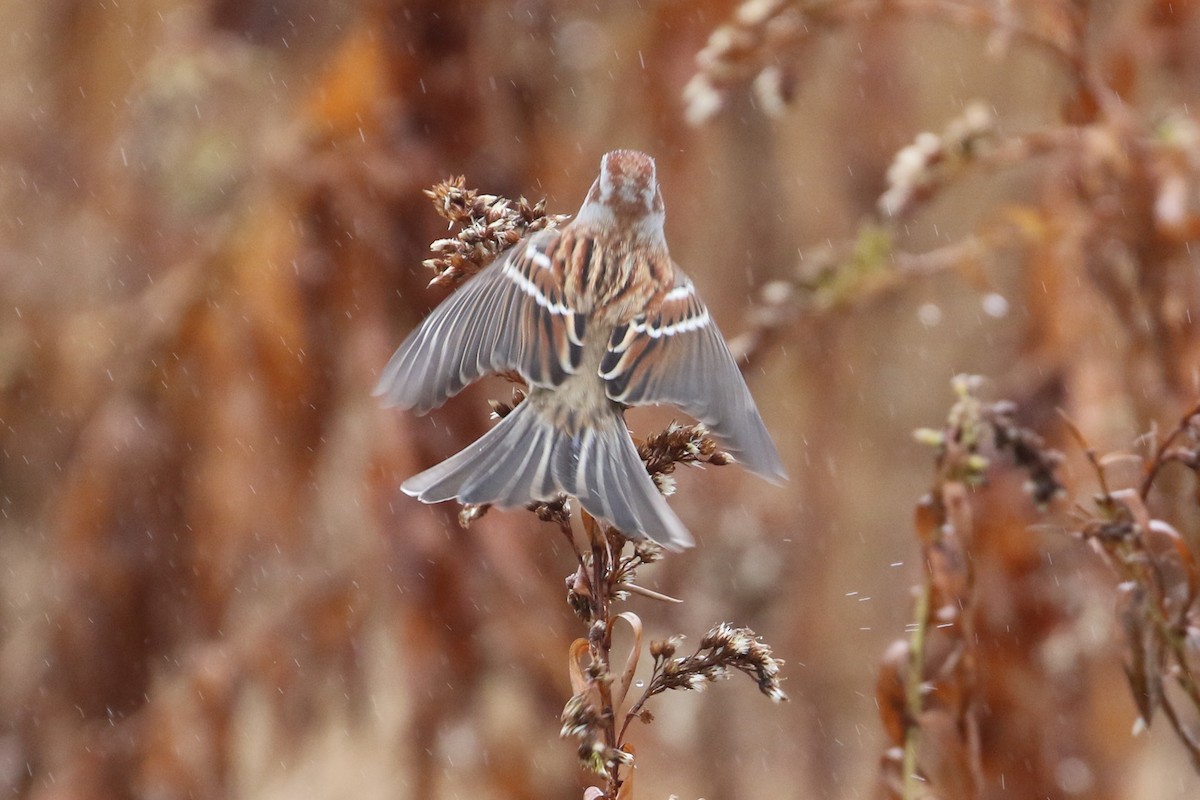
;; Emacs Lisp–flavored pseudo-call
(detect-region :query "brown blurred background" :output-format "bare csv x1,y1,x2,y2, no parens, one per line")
2,0,1200,798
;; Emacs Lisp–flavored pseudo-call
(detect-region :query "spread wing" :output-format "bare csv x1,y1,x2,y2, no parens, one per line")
374,230,585,414
600,267,786,481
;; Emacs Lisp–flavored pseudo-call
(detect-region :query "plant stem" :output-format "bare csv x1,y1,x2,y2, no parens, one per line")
582,515,623,795
903,567,932,800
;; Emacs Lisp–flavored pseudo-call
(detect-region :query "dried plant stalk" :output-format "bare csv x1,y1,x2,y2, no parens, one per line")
1064,404,1200,769
421,177,787,799
879,376,1064,799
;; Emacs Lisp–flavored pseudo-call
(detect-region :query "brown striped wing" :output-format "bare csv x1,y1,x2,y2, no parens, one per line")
599,268,786,481
374,230,585,414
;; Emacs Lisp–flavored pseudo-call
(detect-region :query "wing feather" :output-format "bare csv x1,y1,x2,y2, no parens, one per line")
600,267,786,481
374,231,585,413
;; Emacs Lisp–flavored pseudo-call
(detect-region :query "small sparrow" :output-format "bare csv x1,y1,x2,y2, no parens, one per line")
375,150,784,549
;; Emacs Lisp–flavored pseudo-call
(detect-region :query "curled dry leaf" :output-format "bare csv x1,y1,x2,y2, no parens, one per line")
612,611,645,713
569,638,591,696
1145,518,1200,624
1118,581,1165,725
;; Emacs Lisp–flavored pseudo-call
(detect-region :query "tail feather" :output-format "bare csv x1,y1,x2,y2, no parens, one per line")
403,404,537,504
599,444,647,536
402,401,693,549
458,419,543,503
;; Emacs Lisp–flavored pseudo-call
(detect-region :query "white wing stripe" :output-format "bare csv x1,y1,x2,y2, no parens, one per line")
663,282,694,302
502,261,572,316
527,243,553,271
630,307,710,339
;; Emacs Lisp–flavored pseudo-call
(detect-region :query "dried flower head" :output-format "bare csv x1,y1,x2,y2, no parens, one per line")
562,690,636,778
915,374,1063,506
684,0,810,125
650,635,683,660
651,622,788,703
638,422,732,495
487,387,527,420
457,503,489,528
879,102,996,218
530,494,572,526
422,177,570,287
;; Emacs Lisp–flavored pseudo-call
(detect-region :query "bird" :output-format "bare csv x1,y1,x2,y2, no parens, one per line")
374,150,784,549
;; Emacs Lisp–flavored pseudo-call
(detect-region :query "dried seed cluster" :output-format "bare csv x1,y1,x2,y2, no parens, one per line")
683,0,809,125
423,176,569,287
651,622,788,704
638,422,731,496
879,102,996,217
914,374,1064,506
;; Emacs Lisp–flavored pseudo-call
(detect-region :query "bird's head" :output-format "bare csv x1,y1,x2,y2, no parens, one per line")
574,150,666,244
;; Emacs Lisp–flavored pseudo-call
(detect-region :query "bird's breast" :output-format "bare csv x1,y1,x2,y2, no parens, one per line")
555,229,672,325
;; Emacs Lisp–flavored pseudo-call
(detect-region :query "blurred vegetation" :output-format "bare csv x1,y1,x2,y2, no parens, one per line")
2,0,1200,798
